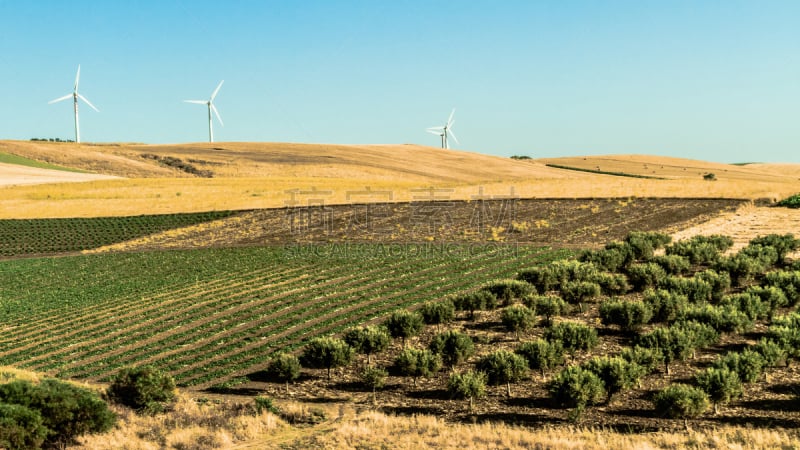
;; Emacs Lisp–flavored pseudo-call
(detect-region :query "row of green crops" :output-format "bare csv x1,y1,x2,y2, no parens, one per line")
0,211,237,256
0,244,570,388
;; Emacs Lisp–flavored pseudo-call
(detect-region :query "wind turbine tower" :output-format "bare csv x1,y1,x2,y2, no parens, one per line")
48,65,99,143
426,109,459,149
185,80,224,143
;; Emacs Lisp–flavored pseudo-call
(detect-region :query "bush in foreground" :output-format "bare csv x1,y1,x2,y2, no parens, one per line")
476,350,529,397
501,304,536,340
548,366,605,422
0,378,115,448
447,370,487,412
694,367,742,414
652,384,709,429
107,366,176,414
0,402,47,450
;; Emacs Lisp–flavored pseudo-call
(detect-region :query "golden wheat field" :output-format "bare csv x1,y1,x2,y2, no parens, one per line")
1,140,799,219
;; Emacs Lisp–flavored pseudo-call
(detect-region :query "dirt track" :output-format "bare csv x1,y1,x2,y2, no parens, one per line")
0,162,119,186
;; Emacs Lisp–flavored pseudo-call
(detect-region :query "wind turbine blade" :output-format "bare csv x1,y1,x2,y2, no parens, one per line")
211,103,224,126
78,94,99,112
426,130,442,136
74,65,81,91
48,94,73,104
210,80,224,101
448,129,460,145
447,108,455,127
184,100,207,104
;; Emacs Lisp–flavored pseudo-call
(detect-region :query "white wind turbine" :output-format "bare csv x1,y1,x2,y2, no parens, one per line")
184,80,224,142
426,108,459,149
48,65,99,143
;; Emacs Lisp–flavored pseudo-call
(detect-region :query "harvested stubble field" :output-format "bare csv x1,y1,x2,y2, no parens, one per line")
1,140,799,219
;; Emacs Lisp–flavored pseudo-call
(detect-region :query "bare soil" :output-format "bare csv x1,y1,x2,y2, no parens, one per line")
92,198,746,253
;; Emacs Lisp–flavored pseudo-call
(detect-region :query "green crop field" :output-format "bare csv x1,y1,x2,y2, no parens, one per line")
0,151,88,173
0,211,237,257
0,244,570,388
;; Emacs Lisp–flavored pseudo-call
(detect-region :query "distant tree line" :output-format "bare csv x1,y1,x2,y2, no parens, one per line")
30,138,75,143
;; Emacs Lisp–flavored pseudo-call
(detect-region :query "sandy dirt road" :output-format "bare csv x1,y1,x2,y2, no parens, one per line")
0,162,119,186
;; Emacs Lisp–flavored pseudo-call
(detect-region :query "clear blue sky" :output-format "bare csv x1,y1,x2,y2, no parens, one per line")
1,1,798,162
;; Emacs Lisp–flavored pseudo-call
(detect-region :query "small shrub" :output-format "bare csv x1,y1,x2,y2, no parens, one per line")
579,246,631,272
481,279,534,305
452,291,497,320
752,338,787,368
762,270,800,306
254,396,280,414
593,272,630,295
620,346,664,374
544,322,598,357
548,366,605,422
637,324,694,375
265,353,301,393
107,366,176,414
643,289,688,324
695,269,732,302
626,263,667,291
776,193,800,209
712,350,765,383
663,276,713,303
517,266,560,293
694,367,742,414
652,384,709,427
501,304,536,340
720,292,769,321
515,339,565,377
525,295,569,325
680,303,753,333
581,356,645,404
749,234,800,262
676,320,720,349
652,254,691,275
740,244,781,269
299,337,354,380
703,173,716,181
343,325,391,365
476,350,529,397
428,330,475,367
560,281,601,311
666,235,732,265
394,347,441,387
360,366,388,403
418,300,455,329
384,310,424,346
625,231,671,260
599,298,653,333
447,370,487,412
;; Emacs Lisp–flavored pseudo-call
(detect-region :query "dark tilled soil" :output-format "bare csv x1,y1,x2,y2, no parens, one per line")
205,198,746,249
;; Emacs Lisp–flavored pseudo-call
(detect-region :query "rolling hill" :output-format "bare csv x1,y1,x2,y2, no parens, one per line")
1,140,799,219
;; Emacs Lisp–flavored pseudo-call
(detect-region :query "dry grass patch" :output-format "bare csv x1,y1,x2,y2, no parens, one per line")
281,409,800,450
